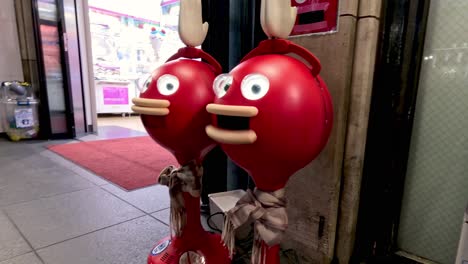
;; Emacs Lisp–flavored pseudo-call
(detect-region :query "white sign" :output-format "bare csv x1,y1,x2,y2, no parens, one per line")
15,108,34,128
151,239,170,256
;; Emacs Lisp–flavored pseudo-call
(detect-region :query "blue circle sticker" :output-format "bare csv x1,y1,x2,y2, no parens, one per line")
151,239,171,255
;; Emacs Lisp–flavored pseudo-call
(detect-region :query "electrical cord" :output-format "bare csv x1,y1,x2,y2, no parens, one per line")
206,212,225,233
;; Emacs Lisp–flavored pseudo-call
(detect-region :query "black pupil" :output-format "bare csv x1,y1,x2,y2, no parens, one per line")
252,84,261,94
223,83,231,92
166,83,174,90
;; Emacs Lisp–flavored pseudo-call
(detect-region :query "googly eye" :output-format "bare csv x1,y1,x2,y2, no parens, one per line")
137,74,152,93
240,74,270,100
157,74,179,96
213,74,233,98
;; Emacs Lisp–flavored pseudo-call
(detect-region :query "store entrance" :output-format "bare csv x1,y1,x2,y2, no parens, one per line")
87,0,184,138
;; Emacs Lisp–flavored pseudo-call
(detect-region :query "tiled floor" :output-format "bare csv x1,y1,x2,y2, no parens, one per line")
0,125,174,264
77,116,148,142
98,116,146,133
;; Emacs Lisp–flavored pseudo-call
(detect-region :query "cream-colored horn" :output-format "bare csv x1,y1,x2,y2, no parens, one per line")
260,0,271,38
261,0,297,39
179,0,209,47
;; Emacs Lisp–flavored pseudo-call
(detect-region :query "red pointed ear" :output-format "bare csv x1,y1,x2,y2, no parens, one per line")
241,39,321,76
165,47,222,75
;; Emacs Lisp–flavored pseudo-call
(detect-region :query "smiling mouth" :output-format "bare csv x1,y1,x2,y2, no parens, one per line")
206,104,258,144
132,98,170,116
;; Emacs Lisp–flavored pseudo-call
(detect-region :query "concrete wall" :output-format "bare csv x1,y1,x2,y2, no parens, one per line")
14,0,40,99
281,1,382,263
0,0,24,132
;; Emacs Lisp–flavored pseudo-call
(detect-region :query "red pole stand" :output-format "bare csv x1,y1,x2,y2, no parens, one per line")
148,192,231,264
262,243,281,264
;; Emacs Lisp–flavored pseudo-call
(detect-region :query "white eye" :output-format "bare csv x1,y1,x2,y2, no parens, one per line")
137,74,152,93
241,74,270,100
213,74,233,98
157,74,179,96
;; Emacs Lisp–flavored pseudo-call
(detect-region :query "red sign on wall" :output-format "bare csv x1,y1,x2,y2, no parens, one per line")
290,0,339,36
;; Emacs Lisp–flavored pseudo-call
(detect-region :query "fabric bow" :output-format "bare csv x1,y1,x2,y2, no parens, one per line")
158,161,203,237
222,188,288,264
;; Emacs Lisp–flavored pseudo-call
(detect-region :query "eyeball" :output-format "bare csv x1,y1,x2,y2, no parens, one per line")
213,74,233,98
157,74,179,96
241,74,270,100
137,74,152,93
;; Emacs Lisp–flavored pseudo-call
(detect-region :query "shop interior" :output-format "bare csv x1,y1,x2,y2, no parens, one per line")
87,0,184,135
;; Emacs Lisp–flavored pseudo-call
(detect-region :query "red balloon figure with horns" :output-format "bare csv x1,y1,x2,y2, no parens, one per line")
205,0,333,263
132,0,230,263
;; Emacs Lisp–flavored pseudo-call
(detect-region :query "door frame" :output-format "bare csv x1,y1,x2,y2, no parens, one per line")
58,0,87,137
32,0,76,139
352,0,432,262
75,0,98,134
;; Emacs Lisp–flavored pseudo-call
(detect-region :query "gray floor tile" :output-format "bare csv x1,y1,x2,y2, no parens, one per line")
0,150,38,166
0,211,31,261
39,150,108,186
76,126,147,142
0,253,42,264
0,154,60,172
26,139,79,148
17,155,64,171
151,209,169,225
68,169,109,186
0,167,95,207
37,216,169,264
102,184,170,213
4,188,144,249
76,134,104,142
0,142,37,156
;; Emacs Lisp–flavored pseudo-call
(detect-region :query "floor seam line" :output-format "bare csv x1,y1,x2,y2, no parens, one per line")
0,251,35,263
148,213,169,227
0,186,99,209
34,214,148,251
98,185,149,215
148,207,170,214
32,250,46,264
2,210,45,264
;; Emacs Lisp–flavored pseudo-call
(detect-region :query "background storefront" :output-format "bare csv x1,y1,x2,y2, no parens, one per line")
87,0,184,126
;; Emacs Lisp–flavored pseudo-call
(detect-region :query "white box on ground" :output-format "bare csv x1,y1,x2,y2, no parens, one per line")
208,190,246,231
456,204,468,264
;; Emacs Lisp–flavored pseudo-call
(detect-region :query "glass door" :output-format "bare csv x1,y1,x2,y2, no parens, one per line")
36,0,70,136
34,0,85,138
396,1,468,263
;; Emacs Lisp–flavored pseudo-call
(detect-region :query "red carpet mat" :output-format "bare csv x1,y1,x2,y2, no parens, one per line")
48,136,178,190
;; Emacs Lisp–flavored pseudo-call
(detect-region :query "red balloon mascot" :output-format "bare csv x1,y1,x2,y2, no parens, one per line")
205,1,333,263
132,0,230,263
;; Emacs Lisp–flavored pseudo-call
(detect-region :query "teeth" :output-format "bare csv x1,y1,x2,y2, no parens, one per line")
132,98,170,108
